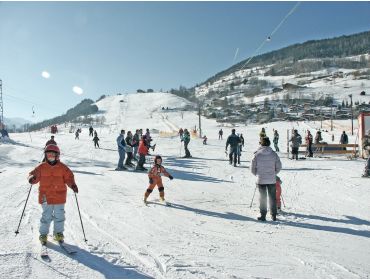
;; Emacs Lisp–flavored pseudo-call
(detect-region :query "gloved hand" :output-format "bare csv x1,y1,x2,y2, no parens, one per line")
169,175,174,180
149,178,154,184
28,175,36,184
71,184,79,193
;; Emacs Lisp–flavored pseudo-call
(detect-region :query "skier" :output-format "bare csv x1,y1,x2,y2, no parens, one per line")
203,135,208,145
115,130,126,170
181,129,192,158
305,130,313,157
28,144,78,244
239,133,245,152
275,175,283,211
45,135,57,147
251,137,282,221
144,155,173,205
340,131,349,150
75,130,80,140
93,133,100,148
132,129,140,161
225,129,240,167
136,135,149,171
218,129,223,140
237,136,242,165
314,131,323,144
289,129,302,160
89,126,94,137
273,130,279,152
362,157,370,178
259,128,266,140
179,128,184,139
125,131,134,167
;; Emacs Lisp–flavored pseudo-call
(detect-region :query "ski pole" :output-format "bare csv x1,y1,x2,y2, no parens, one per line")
74,193,88,243
249,185,258,208
281,193,286,208
15,184,33,236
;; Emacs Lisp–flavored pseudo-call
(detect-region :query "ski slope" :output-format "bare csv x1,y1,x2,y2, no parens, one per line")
1,92,369,278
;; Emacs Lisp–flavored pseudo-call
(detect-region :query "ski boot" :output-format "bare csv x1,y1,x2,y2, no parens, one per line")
271,214,277,221
257,215,266,221
39,234,47,245
53,232,64,242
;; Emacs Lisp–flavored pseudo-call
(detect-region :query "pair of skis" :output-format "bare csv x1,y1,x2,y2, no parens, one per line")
41,241,76,259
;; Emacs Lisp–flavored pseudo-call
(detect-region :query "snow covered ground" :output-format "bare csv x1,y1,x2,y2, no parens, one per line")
1,92,369,278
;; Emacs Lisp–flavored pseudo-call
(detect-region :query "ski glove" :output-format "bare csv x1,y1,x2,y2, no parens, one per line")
169,175,174,180
149,178,154,184
28,175,36,184
71,184,79,193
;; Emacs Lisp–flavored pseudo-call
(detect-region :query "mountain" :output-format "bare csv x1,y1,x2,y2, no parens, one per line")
3,117,33,129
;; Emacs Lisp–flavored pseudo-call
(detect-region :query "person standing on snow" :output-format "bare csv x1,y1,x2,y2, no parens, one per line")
305,130,313,157
45,135,57,147
273,130,279,152
143,155,173,205
125,131,135,167
251,137,282,221
203,135,208,145
89,126,94,137
136,135,150,171
181,129,192,158
179,128,184,139
259,128,266,140
75,130,80,140
239,133,245,152
93,133,100,148
116,130,126,170
225,129,241,167
275,175,283,211
289,129,302,160
340,131,349,150
218,128,223,140
28,144,78,244
132,129,140,161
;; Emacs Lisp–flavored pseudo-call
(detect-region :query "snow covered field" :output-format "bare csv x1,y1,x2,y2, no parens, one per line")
1,92,369,278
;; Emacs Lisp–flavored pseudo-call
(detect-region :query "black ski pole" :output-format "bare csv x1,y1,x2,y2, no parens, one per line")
74,192,88,243
15,184,33,236
249,185,257,208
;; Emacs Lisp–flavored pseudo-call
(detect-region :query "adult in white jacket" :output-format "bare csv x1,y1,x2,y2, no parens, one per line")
251,137,282,221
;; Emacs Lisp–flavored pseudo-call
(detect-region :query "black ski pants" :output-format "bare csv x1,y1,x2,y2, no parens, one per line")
258,184,277,217
184,142,191,157
229,146,238,165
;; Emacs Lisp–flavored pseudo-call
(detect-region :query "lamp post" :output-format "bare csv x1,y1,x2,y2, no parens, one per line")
348,94,353,135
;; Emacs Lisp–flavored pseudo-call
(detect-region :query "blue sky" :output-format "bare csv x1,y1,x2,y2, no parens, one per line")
0,1,369,121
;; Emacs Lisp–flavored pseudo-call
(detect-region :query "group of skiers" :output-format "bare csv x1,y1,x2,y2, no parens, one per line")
25,123,370,247
116,128,156,171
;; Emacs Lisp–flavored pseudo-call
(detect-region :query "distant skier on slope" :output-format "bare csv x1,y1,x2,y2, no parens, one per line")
28,144,78,244
181,129,192,158
218,128,223,140
289,129,302,160
115,130,126,170
89,126,94,137
136,135,150,171
45,135,57,147
125,131,135,167
273,130,279,152
143,155,173,205
251,137,282,222
93,134,100,148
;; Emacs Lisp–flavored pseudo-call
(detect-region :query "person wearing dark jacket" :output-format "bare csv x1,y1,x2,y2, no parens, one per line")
45,136,57,147
125,131,134,167
251,137,282,221
340,131,349,150
89,126,94,137
132,129,140,161
93,134,100,148
181,129,192,158
289,129,302,160
225,129,241,167
305,130,313,157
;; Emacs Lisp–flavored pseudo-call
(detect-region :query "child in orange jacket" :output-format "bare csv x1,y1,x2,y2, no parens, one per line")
144,155,173,204
28,144,78,244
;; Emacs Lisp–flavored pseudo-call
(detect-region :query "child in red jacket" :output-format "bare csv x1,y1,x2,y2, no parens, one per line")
144,155,173,205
